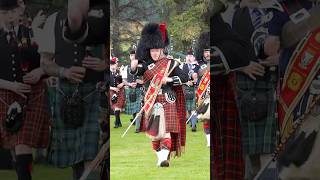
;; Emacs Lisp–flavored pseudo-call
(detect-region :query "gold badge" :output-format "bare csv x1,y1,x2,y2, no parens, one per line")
287,72,303,91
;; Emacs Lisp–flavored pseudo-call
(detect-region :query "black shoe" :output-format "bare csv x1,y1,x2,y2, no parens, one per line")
160,160,169,167
192,127,196,132
119,122,122,127
114,124,119,128
135,129,140,133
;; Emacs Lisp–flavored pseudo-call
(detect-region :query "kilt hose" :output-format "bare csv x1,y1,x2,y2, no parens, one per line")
110,88,125,110
212,74,245,180
47,80,101,168
0,81,50,149
236,73,277,155
125,87,142,115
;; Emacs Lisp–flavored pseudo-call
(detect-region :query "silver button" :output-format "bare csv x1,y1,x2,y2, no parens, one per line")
11,54,15,58
74,51,78,55
13,74,16,77
74,58,78,62
12,67,15,71
12,60,15,64
74,44,78,47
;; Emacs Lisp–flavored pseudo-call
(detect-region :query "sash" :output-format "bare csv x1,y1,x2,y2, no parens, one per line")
143,61,171,118
196,70,210,105
278,27,320,137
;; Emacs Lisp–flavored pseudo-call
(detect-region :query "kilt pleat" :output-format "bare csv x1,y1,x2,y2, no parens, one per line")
125,87,142,114
47,80,101,167
183,85,196,111
213,74,245,180
0,82,50,149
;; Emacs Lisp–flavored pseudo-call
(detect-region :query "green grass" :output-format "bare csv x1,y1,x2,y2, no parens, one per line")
110,114,209,180
0,165,72,180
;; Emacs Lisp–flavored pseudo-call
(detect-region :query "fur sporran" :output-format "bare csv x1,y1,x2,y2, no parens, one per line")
240,90,268,122
61,89,85,128
146,103,166,140
128,90,136,102
4,101,24,133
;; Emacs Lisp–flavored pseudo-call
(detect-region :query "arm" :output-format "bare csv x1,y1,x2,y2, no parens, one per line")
130,60,147,77
0,79,14,91
40,52,61,77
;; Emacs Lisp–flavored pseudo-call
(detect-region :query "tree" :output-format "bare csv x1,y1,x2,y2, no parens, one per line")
110,0,159,63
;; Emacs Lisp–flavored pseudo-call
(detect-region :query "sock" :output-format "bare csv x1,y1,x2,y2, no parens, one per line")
152,140,160,151
114,110,121,126
160,138,172,150
15,154,33,180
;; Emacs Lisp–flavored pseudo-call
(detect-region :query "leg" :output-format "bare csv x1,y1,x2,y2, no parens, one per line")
249,154,261,179
134,113,141,133
72,161,84,180
15,144,33,180
203,122,210,147
114,109,121,128
152,140,161,166
191,110,197,132
158,133,171,167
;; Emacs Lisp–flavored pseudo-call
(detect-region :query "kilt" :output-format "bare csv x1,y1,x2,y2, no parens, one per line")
47,80,101,167
125,87,142,114
213,74,245,180
110,88,125,110
183,85,196,111
143,94,179,133
0,82,50,149
236,73,277,155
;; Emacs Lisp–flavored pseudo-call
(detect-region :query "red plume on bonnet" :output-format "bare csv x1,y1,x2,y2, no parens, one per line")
159,23,167,43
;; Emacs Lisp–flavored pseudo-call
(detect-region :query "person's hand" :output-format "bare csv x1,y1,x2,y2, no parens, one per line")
111,87,119,93
8,81,31,98
136,79,144,84
82,56,107,71
186,80,193,86
117,83,124,89
161,77,173,85
240,61,265,80
259,54,280,67
63,66,86,83
32,10,46,29
23,68,44,84
131,82,137,88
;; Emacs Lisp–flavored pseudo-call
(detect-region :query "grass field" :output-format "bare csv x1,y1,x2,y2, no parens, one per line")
110,114,210,180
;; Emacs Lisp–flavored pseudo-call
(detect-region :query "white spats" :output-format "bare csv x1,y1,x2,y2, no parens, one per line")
206,134,210,147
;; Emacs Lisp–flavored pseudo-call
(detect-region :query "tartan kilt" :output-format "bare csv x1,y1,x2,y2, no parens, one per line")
110,88,125,110
125,87,142,114
143,94,179,133
141,86,186,157
47,80,101,167
0,81,50,149
212,74,245,180
235,73,277,154
183,85,196,111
